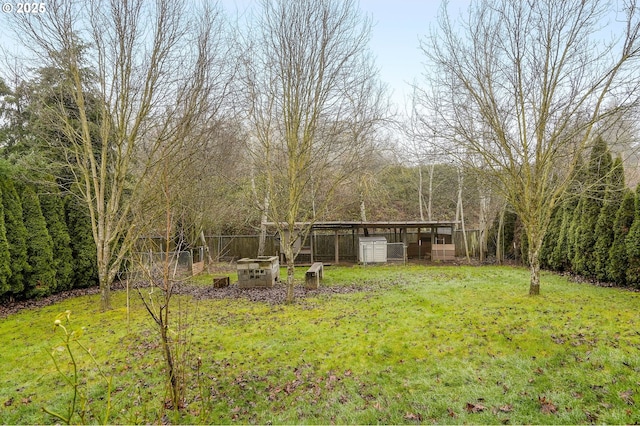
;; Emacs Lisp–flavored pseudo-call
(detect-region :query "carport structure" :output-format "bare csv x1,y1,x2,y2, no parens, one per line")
266,220,460,264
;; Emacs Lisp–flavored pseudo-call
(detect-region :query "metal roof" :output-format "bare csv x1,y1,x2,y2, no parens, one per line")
264,220,460,230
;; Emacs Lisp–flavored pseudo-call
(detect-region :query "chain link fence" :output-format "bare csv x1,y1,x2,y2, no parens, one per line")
132,250,194,279
387,242,406,264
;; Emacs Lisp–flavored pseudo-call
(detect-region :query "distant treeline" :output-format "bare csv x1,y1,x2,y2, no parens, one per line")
489,137,640,288
0,163,97,301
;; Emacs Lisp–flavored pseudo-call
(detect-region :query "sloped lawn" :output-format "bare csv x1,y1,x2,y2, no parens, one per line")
1,265,639,424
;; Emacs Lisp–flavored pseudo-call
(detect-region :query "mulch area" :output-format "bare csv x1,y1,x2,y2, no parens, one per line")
0,282,126,318
173,281,379,305
0,280,378,318
4,265,635,319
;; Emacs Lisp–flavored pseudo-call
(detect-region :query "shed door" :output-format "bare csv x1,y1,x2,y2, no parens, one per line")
373,241,387,262
360,241,387,263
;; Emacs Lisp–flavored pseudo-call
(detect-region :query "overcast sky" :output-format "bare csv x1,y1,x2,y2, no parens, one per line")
358,0,451,111
222,0,470,111
0,0,466,111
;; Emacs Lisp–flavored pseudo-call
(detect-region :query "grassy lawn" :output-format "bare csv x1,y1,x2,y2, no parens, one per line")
1,264,639,424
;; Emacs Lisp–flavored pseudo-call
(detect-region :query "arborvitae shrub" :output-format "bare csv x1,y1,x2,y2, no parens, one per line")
39,184,74,292
625,185,640,287
21,184,56,298
540,205,562,270
0,187,12,298
65,196,98,288
564,155,587,270
572,137,612,277
549,203,575,271
593,157,624,281
0,170,28,296
608,189,635,285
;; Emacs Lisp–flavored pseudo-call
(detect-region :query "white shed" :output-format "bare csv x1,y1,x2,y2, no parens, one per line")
359,236,387,264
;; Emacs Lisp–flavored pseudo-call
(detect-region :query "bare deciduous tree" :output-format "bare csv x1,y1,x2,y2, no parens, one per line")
130,11,236,404
11,0,233,309
243,0,387,302
417,0,640,294
133,147,197,411
403,92,444,222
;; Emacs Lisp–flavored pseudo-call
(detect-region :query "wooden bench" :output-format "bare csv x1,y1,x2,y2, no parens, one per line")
305,262,323,289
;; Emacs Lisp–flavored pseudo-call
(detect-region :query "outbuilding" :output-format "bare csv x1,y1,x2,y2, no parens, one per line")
358,236,387,264
265,220,460,264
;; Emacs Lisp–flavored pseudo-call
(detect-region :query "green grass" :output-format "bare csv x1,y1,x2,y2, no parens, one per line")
1,264,640,424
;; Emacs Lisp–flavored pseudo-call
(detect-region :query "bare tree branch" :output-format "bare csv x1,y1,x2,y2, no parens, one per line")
242,0,388,302
10,0,235,309
416,0,640,294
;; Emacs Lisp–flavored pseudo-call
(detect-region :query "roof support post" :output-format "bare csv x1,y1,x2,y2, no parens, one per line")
310,230,314,264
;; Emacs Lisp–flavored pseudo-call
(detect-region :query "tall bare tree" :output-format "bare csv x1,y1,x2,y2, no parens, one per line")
243,0,387,303
417,0,640,294
403,91,443,222
11,0,233,309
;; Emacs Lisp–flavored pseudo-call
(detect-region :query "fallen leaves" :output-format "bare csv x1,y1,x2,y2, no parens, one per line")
584,410,598,423
497,404,513,413
620,389,635,405
538,396,558,414
403,412,423,422
3,396,32,406
465,399,513,417
465,402,486,413
170,281,388,306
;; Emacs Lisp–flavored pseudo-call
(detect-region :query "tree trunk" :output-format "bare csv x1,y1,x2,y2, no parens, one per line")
459,198,470,263
427,163,434,221
99,274,110,311
255,179,270,256
457,167,470,263
528,241,541,295
528,253,541,295
200,230,213,265
258,222,267,257
98,250,111,310
478,191,490,263
258,197,269,256
496,206,505,265
418,164,424,221
284,244,295,304
160,320,180,408
360,196,367,222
